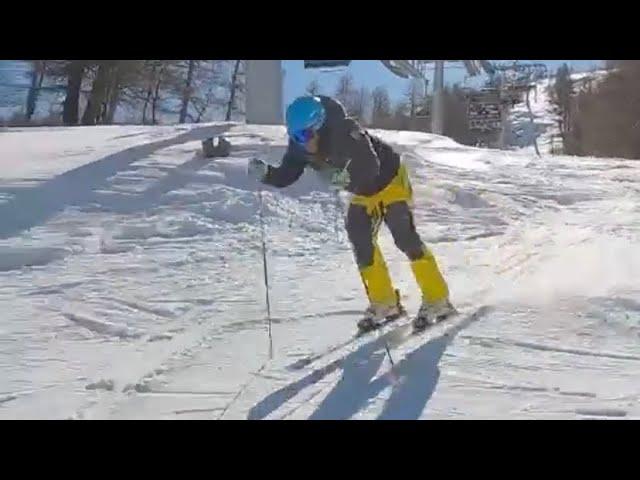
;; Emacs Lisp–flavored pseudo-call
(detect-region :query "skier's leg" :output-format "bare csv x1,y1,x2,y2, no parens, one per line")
384,201,449,305
346,202,397,307
373,161,449,305
384,200,456,329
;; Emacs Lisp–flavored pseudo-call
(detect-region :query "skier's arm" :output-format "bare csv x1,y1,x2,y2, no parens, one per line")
340,118,380,196
262,140,307,188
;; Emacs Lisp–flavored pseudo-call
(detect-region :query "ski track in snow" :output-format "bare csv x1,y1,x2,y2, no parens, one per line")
1,119,640,419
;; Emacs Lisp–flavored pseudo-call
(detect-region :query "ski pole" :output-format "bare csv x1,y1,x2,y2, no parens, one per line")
258,187,273,359
334,191,344,243
332,160,350,243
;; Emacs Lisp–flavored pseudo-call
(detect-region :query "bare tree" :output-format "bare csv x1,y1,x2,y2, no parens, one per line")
371,86,392,127
104,68,120,123
39,60,137,125
82,62,117,125
31,59,246,126
151,61,184,124
191,83,218,123
552,63,574,145
189,61,220,123
183,60,235,123
179,60,197,123
350,86,371,124
33,60,86,125
62,61,86,126
104,62,134,123
140,61,160,124
404,79,424,118
392,100,410,130
334,73,358,114
151,64,165,125
225,60,244,121
566,61,640,158
24,61,48,121
118,60,181,125
112,60,179,125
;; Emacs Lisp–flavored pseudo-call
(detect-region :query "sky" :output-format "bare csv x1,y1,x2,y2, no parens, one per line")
1,60,604,120
283,60,604,106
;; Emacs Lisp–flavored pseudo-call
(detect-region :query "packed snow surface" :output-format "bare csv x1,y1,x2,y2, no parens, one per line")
1,121,639,419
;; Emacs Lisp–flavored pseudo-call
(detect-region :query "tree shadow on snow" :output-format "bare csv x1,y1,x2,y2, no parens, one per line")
0,125,230,239
247,339,386,421
90,140,338,220
93,150,231,214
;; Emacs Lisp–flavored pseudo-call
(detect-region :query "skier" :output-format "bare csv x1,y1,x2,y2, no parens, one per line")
248,95,456,333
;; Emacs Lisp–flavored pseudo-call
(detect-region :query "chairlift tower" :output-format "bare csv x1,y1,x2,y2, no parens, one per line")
245,60,285,125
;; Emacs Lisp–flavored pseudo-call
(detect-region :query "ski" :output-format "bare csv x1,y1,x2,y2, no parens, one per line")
385,305,494,351
284,315,409,372
284,305,493,373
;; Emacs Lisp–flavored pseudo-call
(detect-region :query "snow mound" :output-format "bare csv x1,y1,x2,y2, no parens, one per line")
85,379,115,391
449,187,493,209
99,237,135,254
575,408,627,418
0,245,71,272
148,333,174,342
63,312,144,339
111,215,214,241
0,395,17,405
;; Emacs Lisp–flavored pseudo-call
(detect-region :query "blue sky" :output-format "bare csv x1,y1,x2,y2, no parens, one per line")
0,60,604,120
283,60,603,106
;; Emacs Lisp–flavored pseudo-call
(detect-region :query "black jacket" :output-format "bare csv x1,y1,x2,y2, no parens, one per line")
262,95,400,196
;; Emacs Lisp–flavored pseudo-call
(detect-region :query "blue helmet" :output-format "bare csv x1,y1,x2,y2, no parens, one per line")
286,96,326,144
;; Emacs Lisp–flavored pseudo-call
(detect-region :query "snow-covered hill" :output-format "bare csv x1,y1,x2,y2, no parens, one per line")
1,122,639,419
507,70,610,155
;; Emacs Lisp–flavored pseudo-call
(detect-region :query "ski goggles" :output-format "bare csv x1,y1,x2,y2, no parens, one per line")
290,127,316,146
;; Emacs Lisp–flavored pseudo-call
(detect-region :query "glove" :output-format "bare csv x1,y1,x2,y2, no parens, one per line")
248,158,268,182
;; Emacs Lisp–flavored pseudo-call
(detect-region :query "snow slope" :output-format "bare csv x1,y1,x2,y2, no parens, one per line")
507,70,610,156
1,122,639,419
506,78,558,154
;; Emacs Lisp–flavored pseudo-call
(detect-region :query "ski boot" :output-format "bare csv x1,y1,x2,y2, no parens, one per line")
412,298,458,333
357,290,406,334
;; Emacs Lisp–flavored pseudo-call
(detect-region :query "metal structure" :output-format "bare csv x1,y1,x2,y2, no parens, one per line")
466,88,504,132
486,62,548,106
378,60,494,135
432,61,445,134
244,60,495,130
303,60,352,70
245,61,285,125
380,60,425,79
464,88,509,148
490,62,547,81
380,60,494,78
460,61,549,150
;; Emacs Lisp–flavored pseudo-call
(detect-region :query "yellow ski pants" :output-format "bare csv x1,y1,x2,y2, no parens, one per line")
346,163,449,306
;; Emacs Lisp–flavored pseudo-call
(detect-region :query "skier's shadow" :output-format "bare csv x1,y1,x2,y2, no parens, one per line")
246,340,384,421
247,306,492,420
308,333,448,420
316,306,493,419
